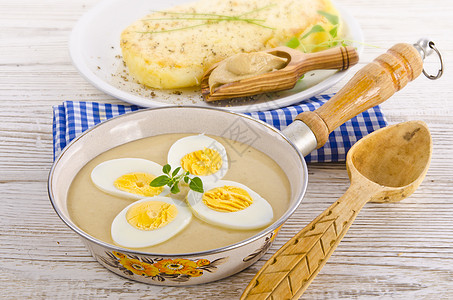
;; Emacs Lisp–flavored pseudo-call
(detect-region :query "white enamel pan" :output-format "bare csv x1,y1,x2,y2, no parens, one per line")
48,42,433,285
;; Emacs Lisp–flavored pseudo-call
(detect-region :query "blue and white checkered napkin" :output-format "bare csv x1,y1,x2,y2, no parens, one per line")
52,94,387,162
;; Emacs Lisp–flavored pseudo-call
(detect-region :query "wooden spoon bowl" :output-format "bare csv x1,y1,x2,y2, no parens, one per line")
350,121,432,202
241,121,432,299
201,46,359,102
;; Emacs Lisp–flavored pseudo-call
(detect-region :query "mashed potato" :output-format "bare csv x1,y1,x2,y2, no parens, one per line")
120,0,341,89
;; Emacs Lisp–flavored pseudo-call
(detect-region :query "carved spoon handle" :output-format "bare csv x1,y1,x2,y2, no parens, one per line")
240,183,380,300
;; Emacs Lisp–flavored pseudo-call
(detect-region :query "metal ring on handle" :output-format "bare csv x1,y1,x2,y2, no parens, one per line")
422,41,443,80
413,39,443,80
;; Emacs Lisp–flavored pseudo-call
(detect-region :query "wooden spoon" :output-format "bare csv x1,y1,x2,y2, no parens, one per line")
241,120,432,299
201,46,359,102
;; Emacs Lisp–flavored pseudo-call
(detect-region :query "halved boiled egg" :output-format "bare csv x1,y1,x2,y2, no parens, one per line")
186,180,273,230
167,134,228,182
111,196,192,248
91,158,167,199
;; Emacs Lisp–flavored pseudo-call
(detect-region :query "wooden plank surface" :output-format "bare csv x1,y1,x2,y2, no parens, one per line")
1,0,452,298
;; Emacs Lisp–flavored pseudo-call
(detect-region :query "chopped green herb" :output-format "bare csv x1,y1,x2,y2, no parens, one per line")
317,10,339,25
138,5,276,34
329,25,338,38
301,24,326,40
294,11,361,53
285,37,301,49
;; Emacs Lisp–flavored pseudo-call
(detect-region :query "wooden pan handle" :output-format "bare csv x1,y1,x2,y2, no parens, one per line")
241,183,378,300
296,43,423,149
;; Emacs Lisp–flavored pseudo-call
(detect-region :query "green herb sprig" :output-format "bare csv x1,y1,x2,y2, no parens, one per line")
150,164,204,194
137,5,276,34
285,10,347,52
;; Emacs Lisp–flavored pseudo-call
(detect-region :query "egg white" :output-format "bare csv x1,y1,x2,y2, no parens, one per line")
167,134,228,182
91,158,168,199
111,196,192,248
186,180,274,230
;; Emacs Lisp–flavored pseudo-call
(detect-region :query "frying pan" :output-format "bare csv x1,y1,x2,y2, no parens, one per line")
48,42,431,285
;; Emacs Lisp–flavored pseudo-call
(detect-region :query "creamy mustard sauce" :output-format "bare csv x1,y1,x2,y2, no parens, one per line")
208,52,288,92
67,133,290,254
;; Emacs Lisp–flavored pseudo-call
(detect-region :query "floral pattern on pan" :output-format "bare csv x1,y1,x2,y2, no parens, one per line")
243,225,281,262
98,251,228,282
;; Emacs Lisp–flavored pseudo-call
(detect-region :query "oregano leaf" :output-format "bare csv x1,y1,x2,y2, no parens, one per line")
172,167,181,177
163,164,171,174
189,177,204,193
150,175,170,187
170,183,180,194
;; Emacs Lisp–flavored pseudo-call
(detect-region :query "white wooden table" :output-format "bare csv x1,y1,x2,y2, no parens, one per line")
1,0,452,298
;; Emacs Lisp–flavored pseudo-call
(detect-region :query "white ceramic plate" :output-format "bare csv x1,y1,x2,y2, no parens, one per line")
69,0,363,113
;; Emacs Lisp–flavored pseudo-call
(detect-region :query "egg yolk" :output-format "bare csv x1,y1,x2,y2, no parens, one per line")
180,148,222,176
202,186,253,212
126,201,178,230
114,172,163,197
